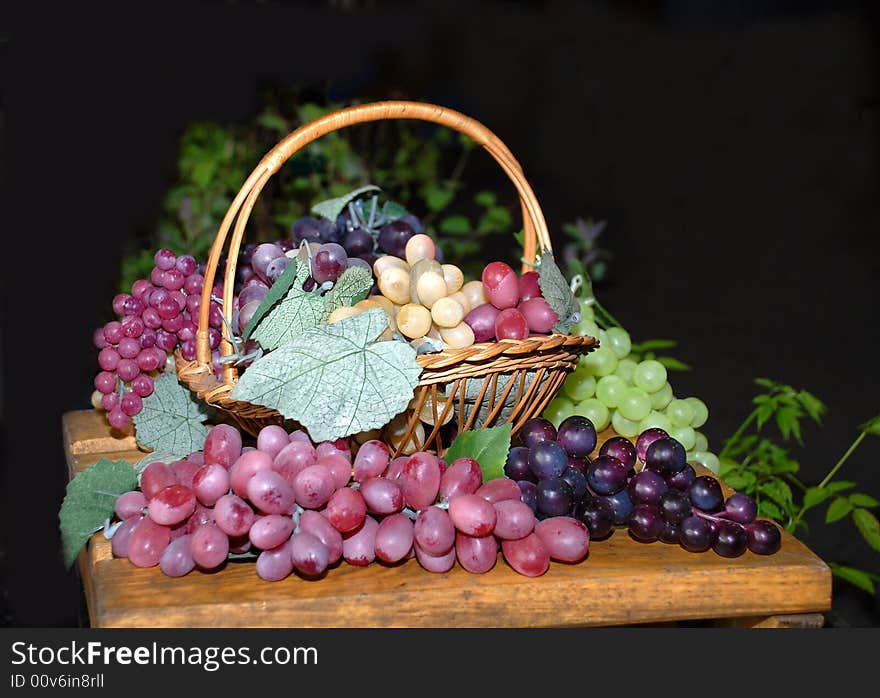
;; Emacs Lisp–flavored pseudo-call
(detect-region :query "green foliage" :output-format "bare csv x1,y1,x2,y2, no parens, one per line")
443,423,513,482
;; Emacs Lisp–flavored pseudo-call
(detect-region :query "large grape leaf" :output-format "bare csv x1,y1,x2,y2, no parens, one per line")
251,260,328,351
323,265,373,314
444,423,512,482
242,257,301,342
132,372,215,457
311,185,381,221
59,458,138,568
230,308,422,442
536,252,581,334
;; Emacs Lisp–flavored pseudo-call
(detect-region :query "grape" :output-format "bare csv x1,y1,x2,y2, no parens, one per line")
668,426,696,452
154,248,176,270
576,398,610,431
659,521,682,544
689,451,721,474
628,470,668,505
504,447,534,483
688,476,724,512
535,516,590,562
229,450,274,498
667,399,695,428
378,220,415,257
400,452,442,511
441,264,464,294
127,517,171,567
603,489,634,525
122,315,145,339
658,490,693,524
492,499,536,540
448,494,497,536
343,516,379,566
98,347,121,371
639,411,673,434
247,514,295,550
724,493,758,524
247,469,296,515
604,327,632,359
587,456,628,496
582,346,618,377
370,513,413,564
317,454,353,490
115,490,147,520
120,391,142,417
414,506,455,555
575,496,615,540
94,371,116,395
561,467,588,501
438,322,475,349
429,297,464,329
353,440,390,482
298,510,343,564
360,476,404,515
645,436,687,475
544,396,578,429
343,228,374,257
312,243,348,284
265,256,290,284
148,485,196,526
567,455,589,473
414,270,447,310
293,216,333,245
667,463,697,491
186,504,215,534
213,494,255,537
614,357,637,383
633,360,668,393
628,504,664,542
112,293,131,315
562,368,596,402
204,424,243,469
101,392,119,412
256,542,294,582
140,462,178,500
397,303,432,339
713,521,748,558
414,542,456,573
475,478,521,504
289,532,330,577
495,308,529,340
746,520,782,555
162,269,185,291
501,533,550,577
158,534,196,577
611,410,640,438
693,431,709,453
326,487,367,533
482,261,519,309
599,436,637,471
256,425,289,460
557,415,597,458
595,375,627,408
250,243,284,280
273,441,317,485
617,388,652,422
108,407,130,429
111,516,142,558
536,478,574,517
518,271,541,301
520,418,557,450
518,297,557,334
292,464,336,509
238,282,269,308
685,397,709,428
131,374,154,398
455,532,498,574
528,441,568,480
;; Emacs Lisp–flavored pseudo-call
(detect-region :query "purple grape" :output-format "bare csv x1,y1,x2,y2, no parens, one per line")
628,504,664,542
346,257,372,272
528,441,568,480
712,521,748,558
399,214,425,234
586,455,628,496
679,515,716,552
658,489,692,524
567,455,589,473
723,493,758,524
343,228,375,257
536,478,574,517
636,428,669,462
557,415,598,458
659,520,682,544
250,243,284,280
689,476,724,512
561,467,588,501
504,446,534,483
292,217,325,244
599,436,637,471
602,489,634,525
644,437,687,475
265,256,290,284
377,220,414,257
520,418,557,450
517,480,538,513
312,243,348,284
574,495,615,540
464,303,501,343
627,469,668,505
666,463,696,491
745,520,782,555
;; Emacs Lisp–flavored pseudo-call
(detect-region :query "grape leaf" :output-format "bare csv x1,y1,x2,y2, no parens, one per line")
861,414,880,436
311,185,381,221
829,564,876,594
852,508,880,553
242,257,301,342
230,309,422,442
826,497,853,523
59,458,138,568
382,200,409,220
802,486,834,511
132,373,216,457
251,261,328,351
323,266,373,314
536,252,580,334
443,423,513,482
850,493,880,508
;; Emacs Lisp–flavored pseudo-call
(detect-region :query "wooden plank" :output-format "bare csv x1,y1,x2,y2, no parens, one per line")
62,410,139,458
64,410,832,628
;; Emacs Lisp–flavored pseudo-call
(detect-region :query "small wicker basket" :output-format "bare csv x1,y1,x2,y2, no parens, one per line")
176,100,597,453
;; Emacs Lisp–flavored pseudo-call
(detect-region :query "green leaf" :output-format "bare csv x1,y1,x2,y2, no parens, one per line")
231,309,422,442
311,185,381,221
755,401,775,430
256,110,288,133
439,215,471,234
656,356,691,371
536,253,580,334
323,266,373,314
852,508,880,552
802,486,834,510
191,160,217,188
629,339,677,352
758,500,784,521
443,423,513,482
59,458,138,568
242,257,301,342
796,391,826,423
850,493,880,508
132,373,215,457
251,262,328,351
722,471,756,491
861,414,880,436
827,480,857,493
826,497,854,523
829,564,876,595
760,479,793,508
754,377,777,389
382,200,410,220
474,191,497,208
477,206,513,234
775,405,803,443
421,183,455,212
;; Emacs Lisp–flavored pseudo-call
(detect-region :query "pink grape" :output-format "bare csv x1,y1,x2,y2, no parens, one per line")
162,314,184,333
127,517,171,568
288,429,313,445
414,505,456,555
131,374,154,398
246,470,295,515
326,488,367,533
140,462,178,499
94,371,116,394
518,271,542,301
154,248,176,271
114,490,147,520
116,359,139,381
132,278,153,298
251,243,284,280
204,424,243,469
176,254,197,275
384,456,409,481
117,337,140,359
375,513,414,563
492,499,537,540
290,532,329,577
187,451,206,465
317,454,353,490
455,532,498,574
121,315,145,339
103,321,124,344
256,425,289,459
316,438,351,462
353,440,390,482
170,460,199,490
249,515,295,550
111,515,143,558
476,478,522,504
162,268,185,291
112,293,130,315
273,441,317,486
148,485,196,526
192,463,231,506
93,327,110,349
229,536,251,555
518,297,558,334
191,525,229,569
534,516,590,562
463,303,500,342
184,274,204,296
439,457,483,502
160,534,196,577
138,327,156,348
186,503,215,533
108,408,130,429
120,391,142,417
360,477,404,515
298,510,343,564
495,308,529,340
448,494,497,536
98,347,121,371
101,393,119,411
342,516,379,566
292,465,336,509
401,452,442,511
482,261,520,309
229,449,273,497
414,542,456,573
501,532,551,577
213,494,255,537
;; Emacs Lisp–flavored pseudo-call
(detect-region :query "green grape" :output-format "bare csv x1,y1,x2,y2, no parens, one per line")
639,411,673,433
611,409,640,438
669,425,696,451
667,399,695,428
684,397,709,428
650,382,674,410
577,319,601,340
617,387,652,422
615,358,638,384
693,431,708,452
690,450,720,474
595,375,628,409
544,396,577,428
562,369,596,402
605,327,632,359
633,360,667,393
578,398,610,432
578,298,595,320
581,345,618,377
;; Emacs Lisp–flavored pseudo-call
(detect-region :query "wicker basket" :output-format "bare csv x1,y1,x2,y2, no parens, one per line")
176,100,597,453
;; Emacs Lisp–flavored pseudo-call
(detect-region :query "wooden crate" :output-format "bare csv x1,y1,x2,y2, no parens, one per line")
63,410,832,628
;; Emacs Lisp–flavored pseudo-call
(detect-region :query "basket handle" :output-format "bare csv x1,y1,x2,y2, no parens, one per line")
197,100,554,379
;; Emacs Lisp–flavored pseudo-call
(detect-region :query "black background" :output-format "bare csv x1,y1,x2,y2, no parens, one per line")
3,0,879,627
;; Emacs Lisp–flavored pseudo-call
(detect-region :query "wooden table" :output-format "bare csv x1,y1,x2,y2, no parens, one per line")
63,410,832,628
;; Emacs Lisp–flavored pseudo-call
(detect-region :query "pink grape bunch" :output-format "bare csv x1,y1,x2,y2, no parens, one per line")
91,248,233,429
109,422,591,581
464,262,559,342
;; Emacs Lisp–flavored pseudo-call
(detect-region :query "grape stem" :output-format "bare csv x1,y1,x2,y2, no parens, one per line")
719,408,758,459
401,507,419,521
692,509,736,526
